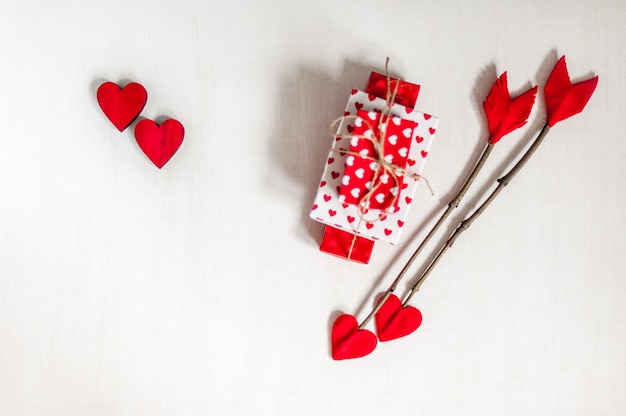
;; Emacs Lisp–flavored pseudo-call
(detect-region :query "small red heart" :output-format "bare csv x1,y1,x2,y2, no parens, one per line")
367,93,376,102
405,107,413,114
328,209,337,217
344,111,351,116
406,159,416,166
405,197,412,204
97,82,147,132
331,171,340,179
346,125,354,133
327,157,335,165
384,228,392,236
428,127,436,135
331,314,377,360
365,222,374,229
401,182,408,190
311,204,318,210
341,203,349,209
320,181,327,188
415,136,424,143
423,114,432,120
421,150,428,158
354,102,364,110
375,294,422,341
351,89,358,95
347,216,355,223
134,119,185,168
323,194,331,202
397,220,404,227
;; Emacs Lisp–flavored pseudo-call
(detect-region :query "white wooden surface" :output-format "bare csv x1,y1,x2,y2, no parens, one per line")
1,0,624,414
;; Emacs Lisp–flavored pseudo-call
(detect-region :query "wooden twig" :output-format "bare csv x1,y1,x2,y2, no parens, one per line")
402,123,550,306
358,142,495,330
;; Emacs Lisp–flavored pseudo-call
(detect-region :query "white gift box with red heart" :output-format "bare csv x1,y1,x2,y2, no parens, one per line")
309,90,438,244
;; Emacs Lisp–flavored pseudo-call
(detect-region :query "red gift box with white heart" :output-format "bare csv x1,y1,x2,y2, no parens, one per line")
339,109,418,210
310,75,438,249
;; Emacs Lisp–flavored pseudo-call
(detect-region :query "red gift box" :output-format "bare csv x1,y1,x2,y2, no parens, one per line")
339,109,418,211
319,226,374,264
320,72,421,264
365,72,420,109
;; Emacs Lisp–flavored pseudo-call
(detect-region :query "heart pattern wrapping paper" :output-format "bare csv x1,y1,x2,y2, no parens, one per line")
310,90,438,244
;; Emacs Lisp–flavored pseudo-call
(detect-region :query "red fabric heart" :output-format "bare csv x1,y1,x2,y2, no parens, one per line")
544,56,599,127
331,314,377,360
97,82,147,131
375,294,422,342
134,119,185,168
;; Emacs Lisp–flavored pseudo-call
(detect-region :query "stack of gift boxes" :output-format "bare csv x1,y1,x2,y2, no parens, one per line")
309,72,439,263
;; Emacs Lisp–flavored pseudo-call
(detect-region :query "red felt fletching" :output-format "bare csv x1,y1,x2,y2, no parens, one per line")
544,56,599,127
483,72,538,144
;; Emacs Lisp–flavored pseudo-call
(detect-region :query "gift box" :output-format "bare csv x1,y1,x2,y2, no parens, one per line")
365,71,420,109
318,226,374,264
311,72,438,262
338,109,418,211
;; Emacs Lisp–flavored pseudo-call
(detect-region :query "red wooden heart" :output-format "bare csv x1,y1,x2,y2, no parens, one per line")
134,119,185,169
97,82,147,131
375,294,422,342
331,314,377,360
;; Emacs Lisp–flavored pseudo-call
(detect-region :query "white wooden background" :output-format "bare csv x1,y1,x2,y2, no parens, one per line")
1,0,624,414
